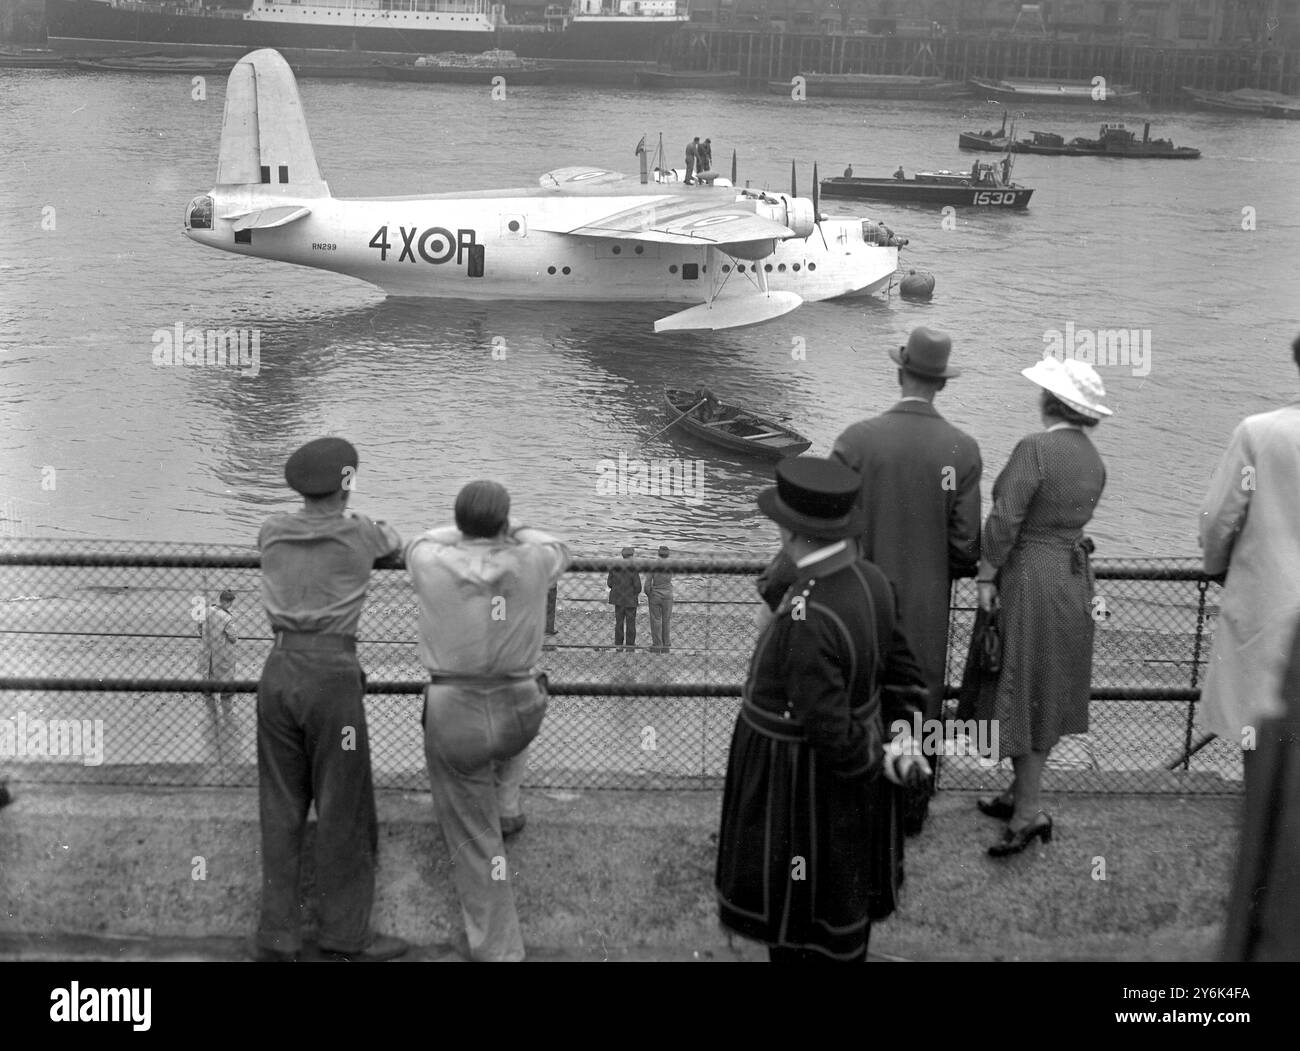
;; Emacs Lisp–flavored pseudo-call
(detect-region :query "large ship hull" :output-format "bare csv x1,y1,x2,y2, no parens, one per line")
45,0,681,62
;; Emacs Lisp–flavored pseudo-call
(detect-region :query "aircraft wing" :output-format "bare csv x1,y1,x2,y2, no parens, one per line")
531,195,794,247
538,167,635,190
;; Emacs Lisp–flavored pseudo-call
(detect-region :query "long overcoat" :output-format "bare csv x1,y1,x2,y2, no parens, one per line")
1199,404,1300,742
716,547,926,959
832,400,982,715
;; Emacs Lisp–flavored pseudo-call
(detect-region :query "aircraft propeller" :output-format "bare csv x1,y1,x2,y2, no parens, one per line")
812,161,827,249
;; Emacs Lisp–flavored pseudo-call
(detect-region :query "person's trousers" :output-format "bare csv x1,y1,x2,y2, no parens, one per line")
545,584,557,634
614,605,637,647
424,684,537,962
256,644,377,955
202,692,235,762
647,595,672,652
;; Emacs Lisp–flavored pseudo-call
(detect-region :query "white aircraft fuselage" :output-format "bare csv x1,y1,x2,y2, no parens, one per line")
186,187,898,304
184,49,904,331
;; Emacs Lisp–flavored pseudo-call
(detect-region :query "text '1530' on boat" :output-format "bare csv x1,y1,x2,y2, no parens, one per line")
821,158,1034,209
44,0,689,62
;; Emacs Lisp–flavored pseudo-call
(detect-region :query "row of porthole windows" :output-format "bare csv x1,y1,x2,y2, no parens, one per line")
609,244,647,255
721,262,817,274
544,261,819,277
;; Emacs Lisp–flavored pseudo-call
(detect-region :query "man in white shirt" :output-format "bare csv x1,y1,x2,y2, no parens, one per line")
406,480,570,961
1199,333,1300,792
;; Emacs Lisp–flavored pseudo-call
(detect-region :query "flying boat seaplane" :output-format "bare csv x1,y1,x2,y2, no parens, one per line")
184,49,908,332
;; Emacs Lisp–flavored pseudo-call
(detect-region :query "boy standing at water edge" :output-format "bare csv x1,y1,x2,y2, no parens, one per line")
406,481,570,961
645,545,674,653
254,436,407,963
199,588,238,761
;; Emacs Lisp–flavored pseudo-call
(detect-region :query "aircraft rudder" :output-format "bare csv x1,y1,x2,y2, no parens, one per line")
215,49,329,198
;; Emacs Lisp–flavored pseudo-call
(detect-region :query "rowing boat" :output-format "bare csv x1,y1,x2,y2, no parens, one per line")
663,388,811,459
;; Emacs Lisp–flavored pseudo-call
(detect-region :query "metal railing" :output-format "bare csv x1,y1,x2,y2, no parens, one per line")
0,540,1239,793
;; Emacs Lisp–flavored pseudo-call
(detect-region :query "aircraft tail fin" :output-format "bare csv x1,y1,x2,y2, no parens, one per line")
216,49,329,197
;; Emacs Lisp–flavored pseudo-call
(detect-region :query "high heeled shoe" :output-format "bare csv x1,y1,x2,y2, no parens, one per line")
987,813,1053,858
976,796,1014,820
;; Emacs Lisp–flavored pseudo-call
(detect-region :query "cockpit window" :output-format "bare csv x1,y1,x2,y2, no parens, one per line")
186,195,213,230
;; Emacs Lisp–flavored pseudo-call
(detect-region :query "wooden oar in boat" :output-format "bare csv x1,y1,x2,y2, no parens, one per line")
640,398,706,447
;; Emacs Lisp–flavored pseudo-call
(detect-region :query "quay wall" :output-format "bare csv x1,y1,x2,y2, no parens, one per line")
4,2,1297,100
672,28,1300,101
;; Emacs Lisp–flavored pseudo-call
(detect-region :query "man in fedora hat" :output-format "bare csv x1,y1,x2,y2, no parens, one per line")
645,545,674,653
254,436,407,962
607,547,641,650
831,326,982,835
716,457,930,962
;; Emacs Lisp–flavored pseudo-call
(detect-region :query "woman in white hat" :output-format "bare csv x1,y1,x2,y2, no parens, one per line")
975,357,1111,857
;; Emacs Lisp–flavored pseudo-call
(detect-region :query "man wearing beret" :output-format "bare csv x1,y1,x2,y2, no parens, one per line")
607,547,641,650
254,436,407,962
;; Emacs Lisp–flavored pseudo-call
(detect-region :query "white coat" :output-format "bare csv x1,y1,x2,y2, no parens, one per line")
1198,404,1300,743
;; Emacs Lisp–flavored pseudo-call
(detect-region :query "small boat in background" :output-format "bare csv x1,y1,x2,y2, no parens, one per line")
381,50,556,85
663,388,811,460
822,160,1034,209
74,55,236,75
1182,86,1300,119
766,72,968,99
960,118,1199,159
0,48,76,69
635,68,741,89
970,76,1141,104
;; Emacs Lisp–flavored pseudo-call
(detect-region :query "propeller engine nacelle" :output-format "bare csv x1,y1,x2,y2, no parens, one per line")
755,195,816,239
727,239,780,261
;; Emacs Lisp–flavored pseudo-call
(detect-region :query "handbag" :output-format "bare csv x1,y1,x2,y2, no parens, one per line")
955,604,1001,725
422,673,549,772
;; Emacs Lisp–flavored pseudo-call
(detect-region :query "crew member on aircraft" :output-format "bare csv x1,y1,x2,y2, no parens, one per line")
844,164,853,178
894,165,906,180
685,137,700,185
698,138,713,177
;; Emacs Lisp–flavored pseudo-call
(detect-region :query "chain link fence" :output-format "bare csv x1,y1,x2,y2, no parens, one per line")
0,540,1239,793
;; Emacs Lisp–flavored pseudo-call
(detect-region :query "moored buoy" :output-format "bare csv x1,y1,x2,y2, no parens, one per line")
900,269,936,301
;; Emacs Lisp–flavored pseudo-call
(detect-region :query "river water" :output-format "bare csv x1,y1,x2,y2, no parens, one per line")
2,69,1297,558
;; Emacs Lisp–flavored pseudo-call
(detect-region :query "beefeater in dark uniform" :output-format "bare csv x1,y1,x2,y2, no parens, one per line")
716,457,931,962
254,436,408,963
